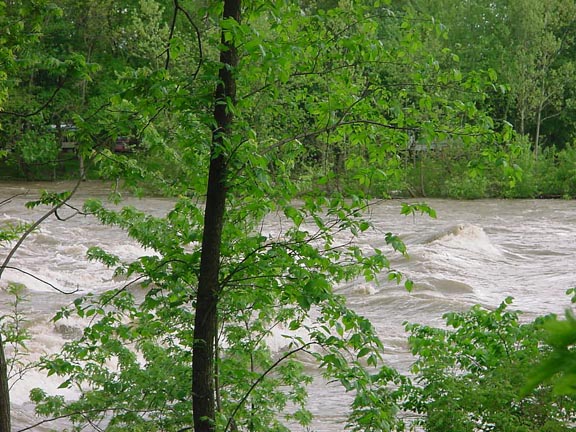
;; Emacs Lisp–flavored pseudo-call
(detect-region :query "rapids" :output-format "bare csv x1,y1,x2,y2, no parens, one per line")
0,181,575,431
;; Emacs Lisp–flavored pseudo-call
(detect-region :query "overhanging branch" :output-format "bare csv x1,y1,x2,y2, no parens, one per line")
0,85,63,118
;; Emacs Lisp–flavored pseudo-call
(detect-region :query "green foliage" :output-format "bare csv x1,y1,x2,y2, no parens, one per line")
444,173,489,199
496,142,576,199
0,223,27,246
546,145,576,198
524,312,576,397
403,132,576,199
13,129,59,165
1,283,32,386
390,299,576,431
523,289,576,398
0,0,574,199
5,0,563,430
407,0,576,152
12,0,494,429
34,190,406,430
400,202,437,219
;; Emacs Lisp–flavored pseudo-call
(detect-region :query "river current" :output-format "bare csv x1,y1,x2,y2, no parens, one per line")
0,181,575,431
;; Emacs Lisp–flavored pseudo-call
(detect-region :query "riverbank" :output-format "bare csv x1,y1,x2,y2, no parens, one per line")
3,148,576,201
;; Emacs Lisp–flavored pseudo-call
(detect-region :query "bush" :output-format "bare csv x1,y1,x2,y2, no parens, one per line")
391,299,576,431
444,173,488,199
551,145,576,198
402,136,576,199
15,129,60,165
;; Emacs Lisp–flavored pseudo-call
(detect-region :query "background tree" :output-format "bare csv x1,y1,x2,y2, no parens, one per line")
405,0,576,152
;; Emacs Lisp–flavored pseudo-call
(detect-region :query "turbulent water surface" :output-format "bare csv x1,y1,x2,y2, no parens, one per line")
0,181,575,431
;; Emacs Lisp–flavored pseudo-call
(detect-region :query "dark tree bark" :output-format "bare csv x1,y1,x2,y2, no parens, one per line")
192,1,241,431
0,338,10,432
0,198,8,432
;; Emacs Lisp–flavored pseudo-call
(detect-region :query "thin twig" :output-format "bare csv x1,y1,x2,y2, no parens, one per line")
0,193,29,209
174,0,204,82
0,266,77,295
224,342,314,432
0,86,63,118
0,178,83,283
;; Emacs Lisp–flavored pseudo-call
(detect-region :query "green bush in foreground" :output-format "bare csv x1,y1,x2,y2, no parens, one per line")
392,298,576,431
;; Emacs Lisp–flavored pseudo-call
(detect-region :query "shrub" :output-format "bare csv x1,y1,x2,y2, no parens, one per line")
392,299,576,431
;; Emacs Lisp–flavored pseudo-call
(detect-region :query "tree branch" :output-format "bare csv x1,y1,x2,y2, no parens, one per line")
0,193,28,209
223,342,314,432
0,85,63,118
0,266,77,295
169,0,204,82
0,177,83,282
175,1,204,82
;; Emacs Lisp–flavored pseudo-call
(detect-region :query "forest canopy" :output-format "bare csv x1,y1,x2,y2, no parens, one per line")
1,0,575,198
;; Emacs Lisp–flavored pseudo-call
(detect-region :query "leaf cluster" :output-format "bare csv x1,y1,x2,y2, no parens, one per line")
390,298,576,432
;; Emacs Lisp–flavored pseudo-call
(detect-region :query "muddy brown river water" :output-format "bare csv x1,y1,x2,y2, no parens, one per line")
1,181,575,431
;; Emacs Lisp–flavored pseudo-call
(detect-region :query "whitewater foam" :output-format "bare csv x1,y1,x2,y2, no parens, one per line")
425,223,503,257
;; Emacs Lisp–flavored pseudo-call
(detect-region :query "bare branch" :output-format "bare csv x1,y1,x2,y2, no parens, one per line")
166,1,179,70
169,0,204,82
0,178,83,283
174,1,204,82
0,193,29,209
224,342,314,432
0,266,77,295
0,85,63,118
54,207,82,222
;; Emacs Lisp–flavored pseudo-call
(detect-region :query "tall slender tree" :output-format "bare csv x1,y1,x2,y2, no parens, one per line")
193,0,241,430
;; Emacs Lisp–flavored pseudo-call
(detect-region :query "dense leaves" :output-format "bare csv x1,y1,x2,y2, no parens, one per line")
0,1,575,431
523,289,576,398
388,299,576,432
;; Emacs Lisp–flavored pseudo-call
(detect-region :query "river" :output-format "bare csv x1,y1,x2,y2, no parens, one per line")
0,181,575,431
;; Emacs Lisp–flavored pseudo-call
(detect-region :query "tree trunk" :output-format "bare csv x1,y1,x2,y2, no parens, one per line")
519,106,525,137
534,102,542,159
0,335,10,432
192,1,241,431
